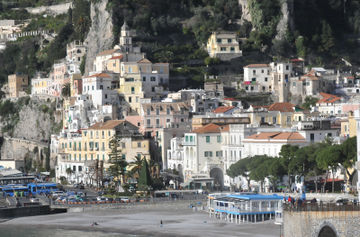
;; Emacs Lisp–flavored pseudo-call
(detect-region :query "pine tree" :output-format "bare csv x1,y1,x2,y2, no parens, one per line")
108,136,128,187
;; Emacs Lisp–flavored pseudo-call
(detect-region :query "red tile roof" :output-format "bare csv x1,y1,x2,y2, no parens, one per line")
88,120,125,130
318,92,341,104
268,102,295,112
245,132,305,141
213,106,235,113
88,73,111,78
244,64,269,68
110,55,123,60
192,123,228,134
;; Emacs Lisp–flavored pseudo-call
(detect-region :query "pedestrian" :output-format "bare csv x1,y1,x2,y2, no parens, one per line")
160,220,163,227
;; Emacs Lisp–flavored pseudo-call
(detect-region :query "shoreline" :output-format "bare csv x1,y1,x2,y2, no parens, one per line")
0,203,279,237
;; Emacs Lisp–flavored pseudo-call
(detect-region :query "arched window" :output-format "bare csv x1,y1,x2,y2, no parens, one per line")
318,226,337,237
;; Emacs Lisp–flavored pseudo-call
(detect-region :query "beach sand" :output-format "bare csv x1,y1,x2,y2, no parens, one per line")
0,202,279,237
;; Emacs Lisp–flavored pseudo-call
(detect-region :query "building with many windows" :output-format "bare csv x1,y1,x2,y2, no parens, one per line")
55,120,150,184
206,32,242,60
8,73,28,98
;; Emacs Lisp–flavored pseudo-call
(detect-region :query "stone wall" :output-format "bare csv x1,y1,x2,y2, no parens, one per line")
284,209,360,237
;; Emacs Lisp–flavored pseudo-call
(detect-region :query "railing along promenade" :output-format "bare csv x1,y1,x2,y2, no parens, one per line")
283,202,360,212
50,194,207,209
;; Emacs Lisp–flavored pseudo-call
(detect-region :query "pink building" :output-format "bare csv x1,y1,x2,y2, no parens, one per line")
140,102,190,137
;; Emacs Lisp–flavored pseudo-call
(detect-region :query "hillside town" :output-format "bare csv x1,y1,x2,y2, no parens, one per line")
2,1,360,237
1,22,358,197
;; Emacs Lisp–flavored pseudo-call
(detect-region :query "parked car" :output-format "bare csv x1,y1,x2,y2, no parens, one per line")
51,191,65,198
120,197,129,203
335,198,349,206
96,196,107,203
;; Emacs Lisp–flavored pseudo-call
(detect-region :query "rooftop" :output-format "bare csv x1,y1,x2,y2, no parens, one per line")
226,194,283,201
88,120,125,130
318,92,341,104
245,132,305,141
244,64,269,68
213,106,235,114
268,102,295,112
191,123,229,134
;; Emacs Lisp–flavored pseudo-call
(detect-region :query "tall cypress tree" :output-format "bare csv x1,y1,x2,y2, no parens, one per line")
138,158,152,191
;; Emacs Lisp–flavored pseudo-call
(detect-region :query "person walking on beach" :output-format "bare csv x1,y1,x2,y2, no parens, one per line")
160,220,163,227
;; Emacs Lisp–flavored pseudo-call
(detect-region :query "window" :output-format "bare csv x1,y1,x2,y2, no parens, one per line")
185,136,189,142
252,78,256,82
137,142,141,148
103,154,105,161
217,136,222,143
166,107,170,115
143,76,146,81
131,87,135,93
102,131,104,138
217,38,221,43
85,154,87,161
228,39,232,43
190,136,193,142
206,136,210,143
105,94,108,99
79,154,81,161
156,119,160,126
156,108,159,115
125,78,134,82
286,65,289,70
265,77,268,82
204,151,209,157
152,87,155,92
151,77,156,81
220,47,226,51
91,154,93,160
209,151,213,157
147,119,151,126
230,47,235,51
129,96,132,103
253,70,256,75
273,117,277,124
74,154,76,161
147,108,150,115
92,86,94,90
287,116,291,123
100,85,103,89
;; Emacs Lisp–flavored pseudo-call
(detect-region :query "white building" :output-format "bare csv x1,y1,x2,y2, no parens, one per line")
82,73,119,108
167,137,184,175
243,132,307,158
183,123,227,189
243,64,271,93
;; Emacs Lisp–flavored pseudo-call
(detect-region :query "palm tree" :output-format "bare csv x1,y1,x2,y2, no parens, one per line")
129,154,143,179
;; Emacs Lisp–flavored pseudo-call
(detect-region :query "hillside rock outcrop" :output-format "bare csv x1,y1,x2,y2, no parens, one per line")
84,0,114,75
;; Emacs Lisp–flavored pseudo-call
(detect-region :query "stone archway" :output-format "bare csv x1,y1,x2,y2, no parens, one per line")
210,167,224,190
318,225,337,237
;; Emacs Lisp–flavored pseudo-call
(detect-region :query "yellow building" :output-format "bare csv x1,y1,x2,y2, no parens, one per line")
118,58,169,115
8,74,28,98
106,55,123,73
59,120,150,168
31,76,52,96
247,103,309,127
206,31,242,60
341,111,356,138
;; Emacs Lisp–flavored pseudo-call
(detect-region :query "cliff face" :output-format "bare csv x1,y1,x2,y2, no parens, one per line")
84,0,114,75
0,97,62,169
275,0,294,40
238,0,252,23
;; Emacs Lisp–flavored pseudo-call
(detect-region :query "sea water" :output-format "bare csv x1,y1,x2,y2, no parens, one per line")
0,225,139,237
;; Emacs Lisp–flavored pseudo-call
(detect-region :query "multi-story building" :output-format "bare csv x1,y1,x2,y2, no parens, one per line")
82,73,119,108
31,75,52,96
341,111,357,138
243,132,307,158
206,31,242,60
56,120,150,184
183,124,227,189
66,41,86,74
167,137,184,174
93,22,144,73
314,92,342,115
118,58,169,115
243,64,271,93
140,102,190,138
8,73,28,98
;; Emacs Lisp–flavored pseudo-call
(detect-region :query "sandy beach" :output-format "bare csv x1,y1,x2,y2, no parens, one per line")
0,202,279,237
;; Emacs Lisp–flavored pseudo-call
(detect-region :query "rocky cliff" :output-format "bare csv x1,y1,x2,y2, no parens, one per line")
275,0,294,40
84,0,114,75
0,96,62,170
